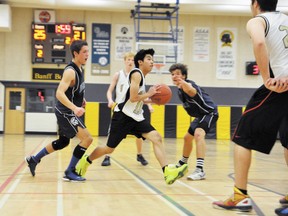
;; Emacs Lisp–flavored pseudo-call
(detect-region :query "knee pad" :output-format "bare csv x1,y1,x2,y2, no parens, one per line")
52,136,70,150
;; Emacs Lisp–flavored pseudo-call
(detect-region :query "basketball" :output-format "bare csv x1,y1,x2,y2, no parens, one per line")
150,84,172,105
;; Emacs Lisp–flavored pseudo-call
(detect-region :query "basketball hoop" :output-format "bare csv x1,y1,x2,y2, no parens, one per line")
154,63,165,71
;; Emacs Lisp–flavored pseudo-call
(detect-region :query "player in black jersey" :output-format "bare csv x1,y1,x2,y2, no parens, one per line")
169,63,218,181
25,39,92,182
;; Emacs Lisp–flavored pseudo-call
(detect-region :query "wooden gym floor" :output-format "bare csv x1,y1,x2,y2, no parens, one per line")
0,134,286,216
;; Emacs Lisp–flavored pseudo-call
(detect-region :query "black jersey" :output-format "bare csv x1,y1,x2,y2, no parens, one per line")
55,61,85,114
178,79,217,118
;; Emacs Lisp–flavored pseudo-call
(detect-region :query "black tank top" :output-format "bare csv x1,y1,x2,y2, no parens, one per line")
55,61,85,114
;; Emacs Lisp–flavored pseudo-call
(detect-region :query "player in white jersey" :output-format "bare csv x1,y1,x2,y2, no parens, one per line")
101,52,153,166
76,48,188,185
213,0,288,214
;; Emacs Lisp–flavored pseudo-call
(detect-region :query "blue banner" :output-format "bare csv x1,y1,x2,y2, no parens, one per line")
91,23,111,75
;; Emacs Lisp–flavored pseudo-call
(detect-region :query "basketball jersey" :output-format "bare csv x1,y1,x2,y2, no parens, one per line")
55,61,85,114
115,69,146,122
178,79,217,118
115,69,129,103
257,12,288,78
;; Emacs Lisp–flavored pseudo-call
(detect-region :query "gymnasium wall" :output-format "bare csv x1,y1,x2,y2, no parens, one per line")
0,7,262,88
85,102,245,140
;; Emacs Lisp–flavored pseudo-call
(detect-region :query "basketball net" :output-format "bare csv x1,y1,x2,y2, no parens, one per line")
153,63,165,74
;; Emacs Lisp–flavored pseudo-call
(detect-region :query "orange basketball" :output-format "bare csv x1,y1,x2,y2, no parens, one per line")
151,84,172,105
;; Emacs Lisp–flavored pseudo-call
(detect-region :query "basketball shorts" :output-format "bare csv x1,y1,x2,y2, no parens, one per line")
232,85,288,154
106,111,155,148
188,112,219,136
55,110,86,139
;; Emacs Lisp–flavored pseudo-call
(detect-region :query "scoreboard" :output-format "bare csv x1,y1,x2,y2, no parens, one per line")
32,23,86,64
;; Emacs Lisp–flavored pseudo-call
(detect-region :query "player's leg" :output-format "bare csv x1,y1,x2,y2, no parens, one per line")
63,127,93,182
136,138,148,165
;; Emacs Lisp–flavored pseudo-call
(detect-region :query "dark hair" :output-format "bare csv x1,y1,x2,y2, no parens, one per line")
251,0,278,11
134,48,155,68
169,63,188,79
70,39,88,58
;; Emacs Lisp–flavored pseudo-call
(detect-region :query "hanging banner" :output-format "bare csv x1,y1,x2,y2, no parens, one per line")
193,27,210,62
115,24,134,61
91,23,111,75
216,28,237,80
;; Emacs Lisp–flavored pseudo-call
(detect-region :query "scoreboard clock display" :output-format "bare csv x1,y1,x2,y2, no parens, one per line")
32,22,86,64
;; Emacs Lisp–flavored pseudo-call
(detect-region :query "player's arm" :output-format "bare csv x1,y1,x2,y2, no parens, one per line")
129,71,158,102
56,69,85,117
246,17,270,83
177,78,197,97
106,72,119,108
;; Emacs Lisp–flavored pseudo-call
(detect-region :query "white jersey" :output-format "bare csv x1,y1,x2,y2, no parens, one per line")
257,12,288,78
115,69,128,103
115,68,146,122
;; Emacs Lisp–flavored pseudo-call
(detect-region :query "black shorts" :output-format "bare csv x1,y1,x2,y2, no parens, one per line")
106,111,155,148
188,112,218,136
232,85,288,154
55,110,86,139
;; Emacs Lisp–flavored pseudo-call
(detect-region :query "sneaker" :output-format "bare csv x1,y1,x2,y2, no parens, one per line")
280,195,288,206
212,187,253,212
164,163,188,185
137,154,148,166
25,156,38,177
76,155,91,177
275,207,288,216
101,155,111,166
187,168,205,180
62,169,86,182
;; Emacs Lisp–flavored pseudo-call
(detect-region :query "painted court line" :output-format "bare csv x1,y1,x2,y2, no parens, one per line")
112,158,194,216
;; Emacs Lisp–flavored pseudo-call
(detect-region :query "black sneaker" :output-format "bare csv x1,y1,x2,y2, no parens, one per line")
25,156,38,177
101,156,111,166
62,169,86,182
137,154,148,166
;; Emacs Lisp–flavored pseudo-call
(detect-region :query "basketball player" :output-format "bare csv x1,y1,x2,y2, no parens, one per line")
169,63,219,180
212,0,288,214
76,48,188,185
25,40,92,182
101,52,153,166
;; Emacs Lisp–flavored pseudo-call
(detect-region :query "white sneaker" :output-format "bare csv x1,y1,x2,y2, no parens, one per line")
187,168,205,180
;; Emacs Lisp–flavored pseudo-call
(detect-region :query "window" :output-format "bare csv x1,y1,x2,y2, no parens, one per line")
26,88,56,112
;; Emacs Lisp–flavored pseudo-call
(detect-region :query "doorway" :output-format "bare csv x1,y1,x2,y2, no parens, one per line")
5,88,25,134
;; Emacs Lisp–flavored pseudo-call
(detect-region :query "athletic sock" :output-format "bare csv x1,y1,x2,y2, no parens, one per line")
178,156,189,165
196,158,204,171
34,148,49,163
67,145,87,171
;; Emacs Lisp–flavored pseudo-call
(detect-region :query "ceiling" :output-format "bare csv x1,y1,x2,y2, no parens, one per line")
1,0,288,16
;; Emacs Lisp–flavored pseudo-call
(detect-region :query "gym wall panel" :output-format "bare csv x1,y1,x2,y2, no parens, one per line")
85,102,99,136
151,105,165,137
84,102,242,140
216,106,231,140
176,105,191,138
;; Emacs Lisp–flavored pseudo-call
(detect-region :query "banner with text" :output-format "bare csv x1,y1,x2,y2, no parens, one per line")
115,24,134,61
216,28,237,80
91,23,111,75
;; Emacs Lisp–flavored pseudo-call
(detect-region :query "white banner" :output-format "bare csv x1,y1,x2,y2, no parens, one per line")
193,27,210,62
216,28,237,80
114,24,134,61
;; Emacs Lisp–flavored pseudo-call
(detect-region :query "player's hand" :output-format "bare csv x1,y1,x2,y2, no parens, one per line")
148,84,161,97
265,77,288,93
108,100,115,108
73,107,85,117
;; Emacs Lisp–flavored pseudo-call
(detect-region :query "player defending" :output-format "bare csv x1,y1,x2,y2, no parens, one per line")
25,40,92,182
213,0,288,213
169,63,218,180
76,48,188,185
101,52,152,166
